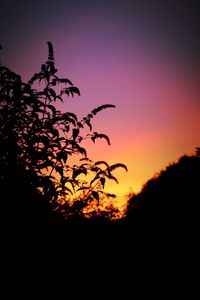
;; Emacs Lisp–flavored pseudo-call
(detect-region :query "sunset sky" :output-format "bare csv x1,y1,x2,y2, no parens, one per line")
1,0,199,208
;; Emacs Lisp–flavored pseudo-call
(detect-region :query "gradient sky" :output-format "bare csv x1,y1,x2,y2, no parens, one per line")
1,0,200,208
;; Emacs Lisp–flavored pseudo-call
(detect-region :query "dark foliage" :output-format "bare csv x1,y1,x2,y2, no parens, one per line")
126,151,200,235
0,42,127,227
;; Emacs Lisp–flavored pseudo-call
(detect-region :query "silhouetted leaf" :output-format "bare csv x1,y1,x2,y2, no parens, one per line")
91,133,110,145
72,128,79,140
73,168,87,179
94,161,110,168
55,166,63,177
47,104,56,116
56,95,63,102
47,41,54,62
66,112,77,121
76,144,87,156
48,88,57,98
91,104,115,116
109,163,128,172
68,86,80,96
106,193,116,198
100,177,106,188
107,174,118,184
90,166,101,173
60,78,73,86
92,191,99,201
64,89,69,96
63,114,76,126
77,121,84,128
57,151,68,163
87,113,93,119
85,120,92,131
80,157,92,162
63,187,73,195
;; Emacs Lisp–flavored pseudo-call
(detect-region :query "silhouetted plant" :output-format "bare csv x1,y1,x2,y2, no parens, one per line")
0,42,127,224
126,152,200,231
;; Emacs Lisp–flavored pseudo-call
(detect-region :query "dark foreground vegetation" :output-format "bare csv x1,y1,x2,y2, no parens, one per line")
1,43,199,275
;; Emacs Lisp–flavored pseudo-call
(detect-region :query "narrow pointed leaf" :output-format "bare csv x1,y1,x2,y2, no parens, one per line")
92,191,99,201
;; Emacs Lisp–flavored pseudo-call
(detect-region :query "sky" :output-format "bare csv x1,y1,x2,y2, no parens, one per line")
0,0,200,208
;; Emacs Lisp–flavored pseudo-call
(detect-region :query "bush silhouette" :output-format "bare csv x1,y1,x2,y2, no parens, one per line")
126,150,200,234
0,42,127,227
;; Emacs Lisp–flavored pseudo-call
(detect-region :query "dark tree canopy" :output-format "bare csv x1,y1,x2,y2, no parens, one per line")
126,151,200,233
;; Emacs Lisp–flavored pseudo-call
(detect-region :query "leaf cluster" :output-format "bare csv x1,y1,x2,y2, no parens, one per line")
0,42,127,222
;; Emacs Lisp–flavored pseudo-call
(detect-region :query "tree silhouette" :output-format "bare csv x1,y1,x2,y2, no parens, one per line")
0,42,127,226
126,151,200,234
